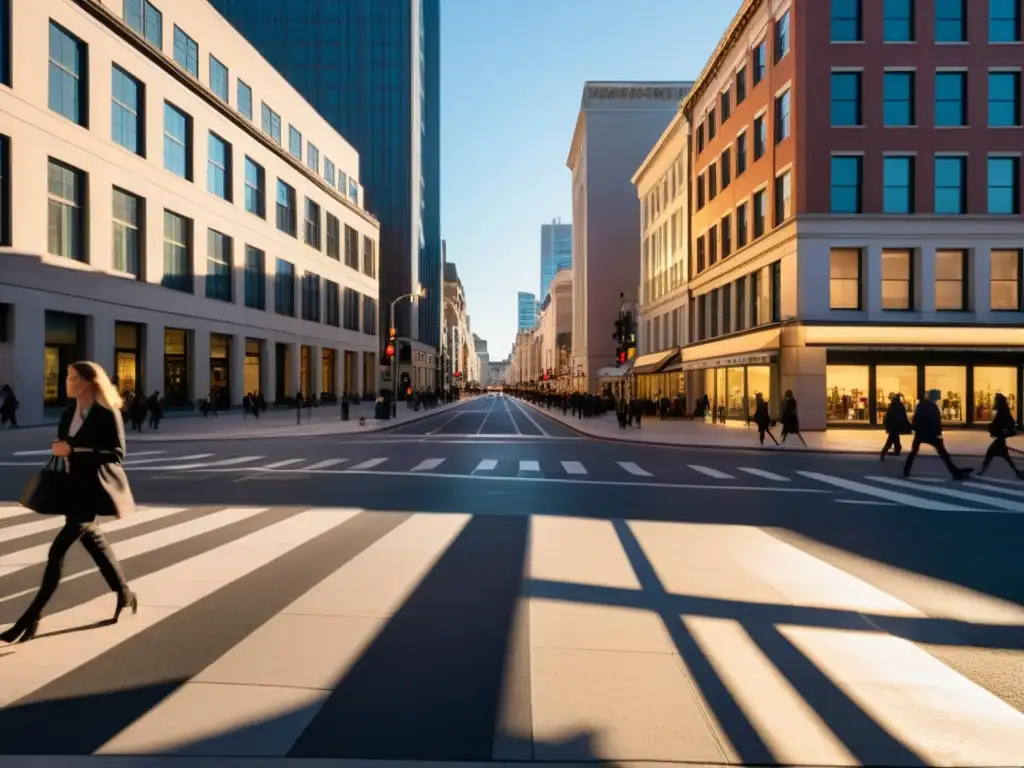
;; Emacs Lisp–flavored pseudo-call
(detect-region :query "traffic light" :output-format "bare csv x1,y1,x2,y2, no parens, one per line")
385,327,396,358
622,311,637,358
617,350,627,365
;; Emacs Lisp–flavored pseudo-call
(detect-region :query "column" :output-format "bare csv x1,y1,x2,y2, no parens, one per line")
143,322,165,396
288,341,300,399
355,350,365,399
13,304,46,426
192,330,211,404
262,338,277,402
230,334,246,408
918,244,937,314
309,344,322,400
865,244,884,317
333,348,344,399
87,315,116,377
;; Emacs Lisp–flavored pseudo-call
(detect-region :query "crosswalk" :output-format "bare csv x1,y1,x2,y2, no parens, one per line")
0,503,1022,763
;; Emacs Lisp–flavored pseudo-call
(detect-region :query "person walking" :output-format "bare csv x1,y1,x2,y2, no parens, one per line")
902,389,973,480
2,361,138,644
880,393,912,460
978,393,1023,478
0,383,18,428
751,392,778,446
779,390,807,446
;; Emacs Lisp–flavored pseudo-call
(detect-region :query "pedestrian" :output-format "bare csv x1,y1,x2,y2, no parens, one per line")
880,393,912,460
751,392,778,445
978,393,1023,478
779,389,806,446
2,361,139,644
0,383,18,428
902,389,973,480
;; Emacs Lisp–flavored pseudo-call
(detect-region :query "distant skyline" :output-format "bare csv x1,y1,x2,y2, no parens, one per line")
440,0,739,358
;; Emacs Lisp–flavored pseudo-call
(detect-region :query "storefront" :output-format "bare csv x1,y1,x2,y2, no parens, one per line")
632,350,683,402
114,322,142,394
210,334,231,408
299,345,312,399
344,350,357,395
163,328,190,407
244,339,261,396
44,311,85,406
689,354,778,423
322,348,336,397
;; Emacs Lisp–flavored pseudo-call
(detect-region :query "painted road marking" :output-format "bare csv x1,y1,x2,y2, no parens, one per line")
348,458,389,471
737,467,789,482
473,459,498,473
868,476,1024,514
261,459,306,469
688,465,734,480
617,461,652,477
561,461,587,475
411,458,446,472
519,460,541,473
124,453,213,466
799,472,978,511
304,458,348,470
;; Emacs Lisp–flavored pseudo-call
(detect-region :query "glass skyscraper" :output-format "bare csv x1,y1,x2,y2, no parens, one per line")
208,0,442,350
540,219,572,301
517,291,538,331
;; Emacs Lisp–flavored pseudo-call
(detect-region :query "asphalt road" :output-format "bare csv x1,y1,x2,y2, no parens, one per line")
0,393,1022,765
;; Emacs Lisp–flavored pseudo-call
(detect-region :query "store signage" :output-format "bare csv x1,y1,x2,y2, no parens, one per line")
688,353,776,370
586,85,685,101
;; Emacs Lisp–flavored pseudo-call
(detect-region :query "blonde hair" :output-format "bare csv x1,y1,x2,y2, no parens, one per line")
71,361,124,411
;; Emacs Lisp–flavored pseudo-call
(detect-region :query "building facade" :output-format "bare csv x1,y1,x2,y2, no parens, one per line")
0,0,380,425
517,291,538,331
681,0,1024,430
540,218,572,301
443,261,469,388
473,334,490,386
537,269,574,390
567,81,693,394
207,0,443,361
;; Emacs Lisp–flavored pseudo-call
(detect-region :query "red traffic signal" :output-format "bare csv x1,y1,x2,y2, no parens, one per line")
617,351,627,364
385,344,395,358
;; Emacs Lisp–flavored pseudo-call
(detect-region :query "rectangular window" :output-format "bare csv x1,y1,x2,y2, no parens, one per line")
710,290,719,337
47,159,85,261
708,108,716,140
735,278,746,331
207,132,230,201
752,40,766,85
112,187,141,277
708,164,718,199
935,249,967,310
752,189,766,238
260,102,281,144
774,171,791,225
990,249,1022,310
830,248,861,309
237,79,252,120
883,155,915,213
324,158,336,187
723,286,732,335
775,89,791,143
243,156,264,217
163,101,191,179
307,143,319,173
342,288,360,331
935,155,967,213
0,134,9,246
362,296,378,336
830,155,863,213
324,280,340,327
736,202,748,247
935,0,966,42
209,55,228,102
830,71,862,125
736,67,747,104
988,156,1021,214
697,124,705,154
720,89,731,123
172,26,198,77
304,198,321,250
935,71,967,126
696,173,705,209
275,259,295,317
750,270,761,327
326,213,340,260
884,0,915,42
721,214,732,257
288,126,302,160
881,248,913,310
275,180,296,236
0,0,9,87
736,132,747,175
206,229,232,302
775,11,790,61
883,71,915,126
771,261,782,322
124,0,163,48
989,71,1021,127
363,235,376,277
111,65,143,155
49,22,86,126
162,210,192,293
301,272,321,323
990,0,1023,42
344,224,359,269
709,224,718,265
244,245,265,310
831,0,862,41
754,115,766,159
696,236,706,273
721,148,731,189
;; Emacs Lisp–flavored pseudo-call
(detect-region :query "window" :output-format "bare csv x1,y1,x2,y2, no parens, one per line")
752,40,766,85
324,280,340,327
754,115,766,159
49,23,86,126
172,26,197,77
831,0,862,41
935,0,966,42
989,71,1021,127
883,71,915,125
708,108,716,140
723,286,732,335
735,277,746,331
736,67,747,104
696,236,706,273
988,156,1020,214
774,171,791,225
775,11,790,62
1,0,9,87
162,210,191,293
289,126,302,160
47,160,85,261
244,156,264,217
206,229,231,302
884,0,914,42
709,224,718,265
935,249,967,310
830,71,862,125
750,270,761,327
736,132,748,175
344,224,359,269
325,158,336,187
275,259,295,317
830,155,862,213
990,0,1022,42
275,180,296,236
112,187,141,277
163,102,191,179
326,213,340,260
771,261,782,322
237,79,252,120
362,296,378,336
935,71,967,126
830,248,861,309
883,155,915,213
721,214,732,257
207,132,230,201
991,250,1022,310
720,90,731,123
304,198,321,250
123,0,162,48
307,143,319,173
363,235,376,277
209,55,228,102
111,66,143,155
244,245,265,310
709,164,718,199
349,177,359,205
0,134,9,246
935,156,967,213
697,124,705,154
342,288,360,331
301,272,321,322
260,102,281,144
775,89,791,143
881,249,913,310
736,202,748,247
696,173,705,209
752,189,766,238
721,148,731,189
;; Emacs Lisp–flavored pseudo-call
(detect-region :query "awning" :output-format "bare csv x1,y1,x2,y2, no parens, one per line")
632,349,680,375
596,360,634,379
678,328,781,372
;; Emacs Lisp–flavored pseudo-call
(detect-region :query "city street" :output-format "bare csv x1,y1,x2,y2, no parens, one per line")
0,393,1023,766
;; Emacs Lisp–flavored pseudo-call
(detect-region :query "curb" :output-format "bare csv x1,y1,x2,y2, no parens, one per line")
516,399,992,459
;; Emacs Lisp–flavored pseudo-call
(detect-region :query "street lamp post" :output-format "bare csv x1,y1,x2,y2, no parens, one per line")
390,285,424,416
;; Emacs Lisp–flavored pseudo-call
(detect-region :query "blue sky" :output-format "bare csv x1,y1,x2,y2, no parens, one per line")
439,0,739,360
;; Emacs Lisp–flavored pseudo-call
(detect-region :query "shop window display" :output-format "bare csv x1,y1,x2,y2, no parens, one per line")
974,366,1017,423
727,366,745,419
924,366,966,423
826,365,869,422
747,365,772,414
874,365,917,424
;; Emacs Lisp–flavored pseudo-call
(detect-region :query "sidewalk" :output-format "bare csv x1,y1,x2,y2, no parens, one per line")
520,399,1002,458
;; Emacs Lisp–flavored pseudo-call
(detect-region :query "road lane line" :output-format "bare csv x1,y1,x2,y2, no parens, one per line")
348,458,388,470
261,459,306,469
411,458,445,472
963,481,1024,497
473,459,497,473
158,456,265,470
519,460,541,473
868,476,1024,513
124,453,213,466
798,472,978,511
561,461,587,475
737,467,789,482
617,461,652,477
688,465,735,480
502,396,522,436
972,476,1024,487
304,458,347,470
509,397,549,436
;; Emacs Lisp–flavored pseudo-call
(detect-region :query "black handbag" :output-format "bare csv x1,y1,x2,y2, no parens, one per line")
19,457,71,516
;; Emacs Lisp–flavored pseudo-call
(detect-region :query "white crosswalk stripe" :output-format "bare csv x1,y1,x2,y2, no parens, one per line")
411,458,445,472
798,472,979,511
260,458,306,469
737,467,789,482
617,461,651,477
868,476,1024,513
473,459,497,473
518,460,541,473
688,464,735,480
304,458,348,470
561,461,587,475
348,458,388,470
124,453,213,466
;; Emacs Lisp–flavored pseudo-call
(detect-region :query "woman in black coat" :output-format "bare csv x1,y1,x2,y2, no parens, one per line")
2,361,138,644
779,390,806,446
979,393,1023,478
